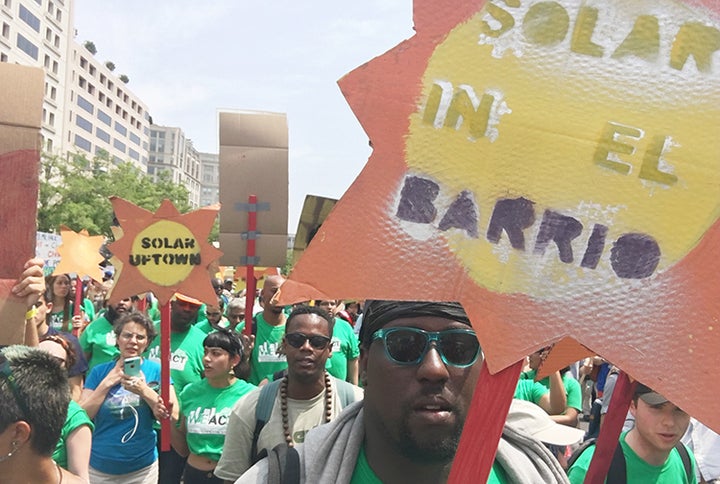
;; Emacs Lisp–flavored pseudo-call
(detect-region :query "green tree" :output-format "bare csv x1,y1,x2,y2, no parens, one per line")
83,40,97,55
38,152,195,238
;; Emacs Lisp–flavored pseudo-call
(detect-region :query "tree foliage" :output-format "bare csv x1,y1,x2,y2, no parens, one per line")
83,40,97,55
38,152,193,238
105,61,116,71
119,74,129,84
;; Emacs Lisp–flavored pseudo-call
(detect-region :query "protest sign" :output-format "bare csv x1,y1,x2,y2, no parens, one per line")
292,195,337,264
218,110,289,268
279,1,720,474
52,226,105,283
108,198,222,305
0,63,43,345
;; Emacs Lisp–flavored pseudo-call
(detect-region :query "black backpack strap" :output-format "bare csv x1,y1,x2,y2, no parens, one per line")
567,437,626,483
250,380,282,465
674,442,692,482
266,444,301,484
606,440,627,484
567,438,596,468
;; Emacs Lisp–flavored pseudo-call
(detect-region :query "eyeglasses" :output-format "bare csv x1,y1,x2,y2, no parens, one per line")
372,327,481,368
119,332,147,342
0,354,32,419
285,332,332,350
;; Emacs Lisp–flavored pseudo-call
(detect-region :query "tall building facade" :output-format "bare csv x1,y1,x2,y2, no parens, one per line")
0,0,73,153
148,125,201,208
65,42,150,169
0,0,151,169
199,152,219,207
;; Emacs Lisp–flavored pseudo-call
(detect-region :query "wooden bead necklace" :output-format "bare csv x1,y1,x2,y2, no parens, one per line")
280,371,333,447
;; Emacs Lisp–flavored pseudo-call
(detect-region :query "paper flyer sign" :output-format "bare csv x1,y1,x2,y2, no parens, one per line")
280,0,720,433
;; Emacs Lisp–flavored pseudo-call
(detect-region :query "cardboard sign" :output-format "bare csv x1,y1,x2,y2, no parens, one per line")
107,198,223,305
0,63,44,345
280,0,720,434
292,195,338,264
0,64,43,278
52,227,105,282
218,110,289,268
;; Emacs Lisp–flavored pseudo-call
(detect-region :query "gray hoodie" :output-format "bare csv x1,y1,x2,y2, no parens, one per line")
236,400,570,484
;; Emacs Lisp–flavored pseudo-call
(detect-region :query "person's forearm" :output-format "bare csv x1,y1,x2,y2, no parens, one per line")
80,387,109,419
23,315,39,347
170,418,190,457
551,408,579,427
548,372,567,415
347,358,359,385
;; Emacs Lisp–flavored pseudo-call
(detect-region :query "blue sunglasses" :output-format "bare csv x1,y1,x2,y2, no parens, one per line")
372,327,481,368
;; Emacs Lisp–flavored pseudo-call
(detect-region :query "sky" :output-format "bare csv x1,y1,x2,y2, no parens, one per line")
73,1,415,232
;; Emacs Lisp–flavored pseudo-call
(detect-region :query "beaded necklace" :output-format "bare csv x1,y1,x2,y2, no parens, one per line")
279,371,333,446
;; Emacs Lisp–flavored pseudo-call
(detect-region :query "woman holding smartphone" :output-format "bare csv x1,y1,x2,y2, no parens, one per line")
80,312,178,483
171,329,256,484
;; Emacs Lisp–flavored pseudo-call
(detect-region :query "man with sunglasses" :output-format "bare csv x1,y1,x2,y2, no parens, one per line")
215,305,363,483
236,300,568,483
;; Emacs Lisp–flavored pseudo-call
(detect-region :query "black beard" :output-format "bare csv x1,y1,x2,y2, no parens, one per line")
396,404,463,463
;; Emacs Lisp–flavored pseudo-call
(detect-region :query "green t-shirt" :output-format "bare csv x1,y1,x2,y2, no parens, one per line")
179,378,257,462
79,315,119,371
145,323,206,394
53,400,94,469
249,313,287,385
326,318,360,382
567,431,697,484
349,444,509,483
514,379,548,404
520,369,582,411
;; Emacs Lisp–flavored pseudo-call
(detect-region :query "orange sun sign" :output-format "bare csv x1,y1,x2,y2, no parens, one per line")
108,197,223,305
280,0,720,435
52,226,105,282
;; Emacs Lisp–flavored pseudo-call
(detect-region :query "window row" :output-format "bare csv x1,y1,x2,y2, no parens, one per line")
78,54,144,117
76,75,144,130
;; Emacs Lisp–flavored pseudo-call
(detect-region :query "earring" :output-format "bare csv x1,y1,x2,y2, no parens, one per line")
0,441,19,463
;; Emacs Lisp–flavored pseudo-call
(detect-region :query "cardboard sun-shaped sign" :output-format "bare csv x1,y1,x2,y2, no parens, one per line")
280,0,720,437
51,226,105,282
107,197,222,305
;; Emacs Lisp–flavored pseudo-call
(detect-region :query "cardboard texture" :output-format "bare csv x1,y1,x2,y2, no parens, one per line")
292,195,338,263
52,227,105,282
0,63,44,279
279,0,720,435
218,111,288,268
107,198,223,306
0,63,43,345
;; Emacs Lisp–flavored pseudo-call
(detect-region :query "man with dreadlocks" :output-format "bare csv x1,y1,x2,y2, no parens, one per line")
237,300,571,484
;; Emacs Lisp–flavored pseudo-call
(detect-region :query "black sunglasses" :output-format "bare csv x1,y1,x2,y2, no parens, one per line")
285,332,332,350
0,353,32,418
372,327,481,368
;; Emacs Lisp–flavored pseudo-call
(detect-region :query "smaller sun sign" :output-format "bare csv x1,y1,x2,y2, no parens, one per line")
52,226,105,282
108,197,222,305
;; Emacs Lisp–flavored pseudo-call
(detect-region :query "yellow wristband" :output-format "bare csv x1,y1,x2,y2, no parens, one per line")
25,307,37,321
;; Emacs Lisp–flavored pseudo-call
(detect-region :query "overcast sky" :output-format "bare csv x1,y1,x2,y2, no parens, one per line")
73,1,414,232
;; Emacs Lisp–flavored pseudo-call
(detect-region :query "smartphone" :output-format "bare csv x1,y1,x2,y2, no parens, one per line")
123,356,141,377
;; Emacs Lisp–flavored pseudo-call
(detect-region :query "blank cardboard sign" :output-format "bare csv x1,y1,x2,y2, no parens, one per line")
218,111,288,268
280,0,720,435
